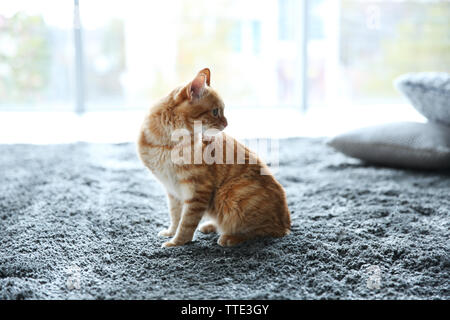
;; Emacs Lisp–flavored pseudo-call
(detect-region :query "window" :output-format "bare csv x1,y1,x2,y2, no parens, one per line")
82,0,304,110
308,0,450,107
1,0,448,115
252,21,261,54
230,21,243,53
0,0,305,112
278,0,296,41
0,1,74,111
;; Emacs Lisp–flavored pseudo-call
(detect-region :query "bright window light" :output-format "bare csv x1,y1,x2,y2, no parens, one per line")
0,0,448,143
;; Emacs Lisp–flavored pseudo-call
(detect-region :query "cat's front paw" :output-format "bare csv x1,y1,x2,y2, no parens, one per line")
161,240,186,248
158,229,175,237
161,241,178,248
161,237,190,248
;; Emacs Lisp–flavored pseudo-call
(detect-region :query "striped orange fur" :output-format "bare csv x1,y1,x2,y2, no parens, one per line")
137,68,291,247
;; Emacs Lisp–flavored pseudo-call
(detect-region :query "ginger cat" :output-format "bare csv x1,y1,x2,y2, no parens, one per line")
137,68,291,247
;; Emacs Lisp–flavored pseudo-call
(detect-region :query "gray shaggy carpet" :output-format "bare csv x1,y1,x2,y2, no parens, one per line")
0,138,449,300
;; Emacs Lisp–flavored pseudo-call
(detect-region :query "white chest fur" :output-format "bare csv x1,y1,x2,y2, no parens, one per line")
139,146,181,197
153,163,182,198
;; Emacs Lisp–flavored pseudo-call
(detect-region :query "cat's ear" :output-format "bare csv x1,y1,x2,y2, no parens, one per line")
186,68,211,101
199,68,210,86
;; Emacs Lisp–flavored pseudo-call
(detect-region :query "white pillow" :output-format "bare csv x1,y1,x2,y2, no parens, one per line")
395,72,450,126
327,122,450,170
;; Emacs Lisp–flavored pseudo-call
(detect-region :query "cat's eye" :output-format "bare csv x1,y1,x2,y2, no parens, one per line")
212,108,219,116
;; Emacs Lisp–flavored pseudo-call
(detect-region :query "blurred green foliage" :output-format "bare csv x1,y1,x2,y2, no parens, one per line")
341,0,450,101
1,1,448,107
176,0,234,86
170,0,254,103
0,12,50,102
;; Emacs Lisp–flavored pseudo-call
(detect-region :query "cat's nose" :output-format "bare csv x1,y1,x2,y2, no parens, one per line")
222,117,228,128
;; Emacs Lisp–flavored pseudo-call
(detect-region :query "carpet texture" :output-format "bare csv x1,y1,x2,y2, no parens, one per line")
0,139,449,300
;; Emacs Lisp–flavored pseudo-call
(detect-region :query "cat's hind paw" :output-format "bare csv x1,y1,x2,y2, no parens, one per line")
199,222,217,234
217,234,246,247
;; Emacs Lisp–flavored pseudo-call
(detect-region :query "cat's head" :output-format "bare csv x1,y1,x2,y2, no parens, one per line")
171,68,228,134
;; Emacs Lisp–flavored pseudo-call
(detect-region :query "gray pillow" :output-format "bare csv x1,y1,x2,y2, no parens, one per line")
327,122,450,170
395,72,450,126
